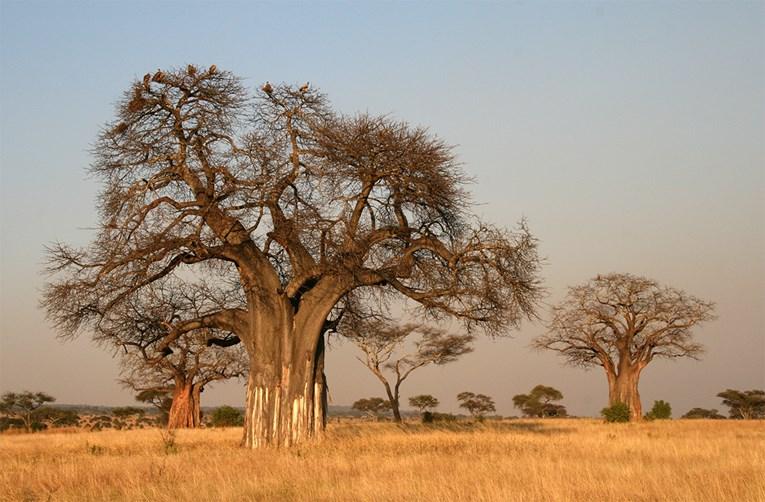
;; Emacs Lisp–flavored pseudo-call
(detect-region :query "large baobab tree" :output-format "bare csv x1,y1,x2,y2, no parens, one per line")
534,273,715,421
43,65,542,447
342,318,474,422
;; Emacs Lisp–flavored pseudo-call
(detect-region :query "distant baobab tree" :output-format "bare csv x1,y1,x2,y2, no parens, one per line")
534,273,715,421
90,279,248,429
120,331,247,429
42,64,542,448
342,318,473,422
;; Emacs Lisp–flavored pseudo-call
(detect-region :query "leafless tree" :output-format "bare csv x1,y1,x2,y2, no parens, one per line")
101,279,248,429
120,332,247,429
342,318,474,422
42,65,542,447
534,273,716,421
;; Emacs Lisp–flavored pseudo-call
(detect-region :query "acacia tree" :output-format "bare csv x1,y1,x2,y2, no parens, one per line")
717,389,765,419
342,318,473,422
534,273,715,421
0,391,56,432
512,385,567,418
457,392,496,419
409,395,439,414
681,408,725,419
43,65,542,448
352,397,392,418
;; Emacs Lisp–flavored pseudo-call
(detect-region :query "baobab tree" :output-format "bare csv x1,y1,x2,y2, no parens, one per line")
534,273,715,421
342,318,473,422
42,65,542,447
91,279,248,429
120,330,247,428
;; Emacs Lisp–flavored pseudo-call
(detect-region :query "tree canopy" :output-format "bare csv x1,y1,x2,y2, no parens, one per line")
512,385,567,418
457,392,496,419
342,317,473,422
42,65,543,447
717,389,765,419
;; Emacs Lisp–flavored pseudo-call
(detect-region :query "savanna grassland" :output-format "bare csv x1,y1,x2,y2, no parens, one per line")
1,419,763,502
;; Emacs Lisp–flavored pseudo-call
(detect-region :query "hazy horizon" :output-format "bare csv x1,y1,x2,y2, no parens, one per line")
1,1,763,418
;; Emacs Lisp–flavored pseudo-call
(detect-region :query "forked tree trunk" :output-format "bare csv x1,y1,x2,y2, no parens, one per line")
606,364,643,421
381,383,402,423
167,382,202,429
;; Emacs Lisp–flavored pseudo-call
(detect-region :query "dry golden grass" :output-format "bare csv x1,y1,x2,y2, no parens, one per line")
1,419,763,502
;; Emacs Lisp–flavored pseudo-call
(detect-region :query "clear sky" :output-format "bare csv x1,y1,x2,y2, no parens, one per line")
1,1,763,417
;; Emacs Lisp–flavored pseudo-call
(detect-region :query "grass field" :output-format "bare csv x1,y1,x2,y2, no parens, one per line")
1,419,763,502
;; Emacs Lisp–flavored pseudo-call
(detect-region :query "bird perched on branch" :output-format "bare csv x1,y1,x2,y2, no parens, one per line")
187,64,197,76
208,64,217,75
151,70,164,83
142,73,151,89
262,81,273,94
299,81,310,93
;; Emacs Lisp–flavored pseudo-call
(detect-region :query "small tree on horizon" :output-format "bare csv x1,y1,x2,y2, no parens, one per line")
717,389,765,419
343,318,473,423
645,400,672,420
0,391,56,432
512,385,567,418
681,407,726,419
352,398,392,419
409,395,440,414
457,392,496,420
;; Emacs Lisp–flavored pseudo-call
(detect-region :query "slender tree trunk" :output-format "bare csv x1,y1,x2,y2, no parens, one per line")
607,365,643,421
380,382,402,422
167,382,201,429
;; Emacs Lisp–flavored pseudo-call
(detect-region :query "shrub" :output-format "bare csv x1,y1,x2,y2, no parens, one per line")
210,406,243,427
682,407,726,419
645,400,672,420
601,402,630,423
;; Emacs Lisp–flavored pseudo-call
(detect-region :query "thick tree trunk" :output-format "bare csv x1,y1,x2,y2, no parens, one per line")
241,323,328,448
167,382,201,429
607,365,643,421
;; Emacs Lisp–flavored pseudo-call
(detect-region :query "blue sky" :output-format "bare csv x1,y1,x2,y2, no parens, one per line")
1,1,763,416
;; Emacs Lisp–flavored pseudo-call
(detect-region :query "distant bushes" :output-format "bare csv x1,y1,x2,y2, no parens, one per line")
601,402,630,423
209,406,243,427
645,400,672,420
